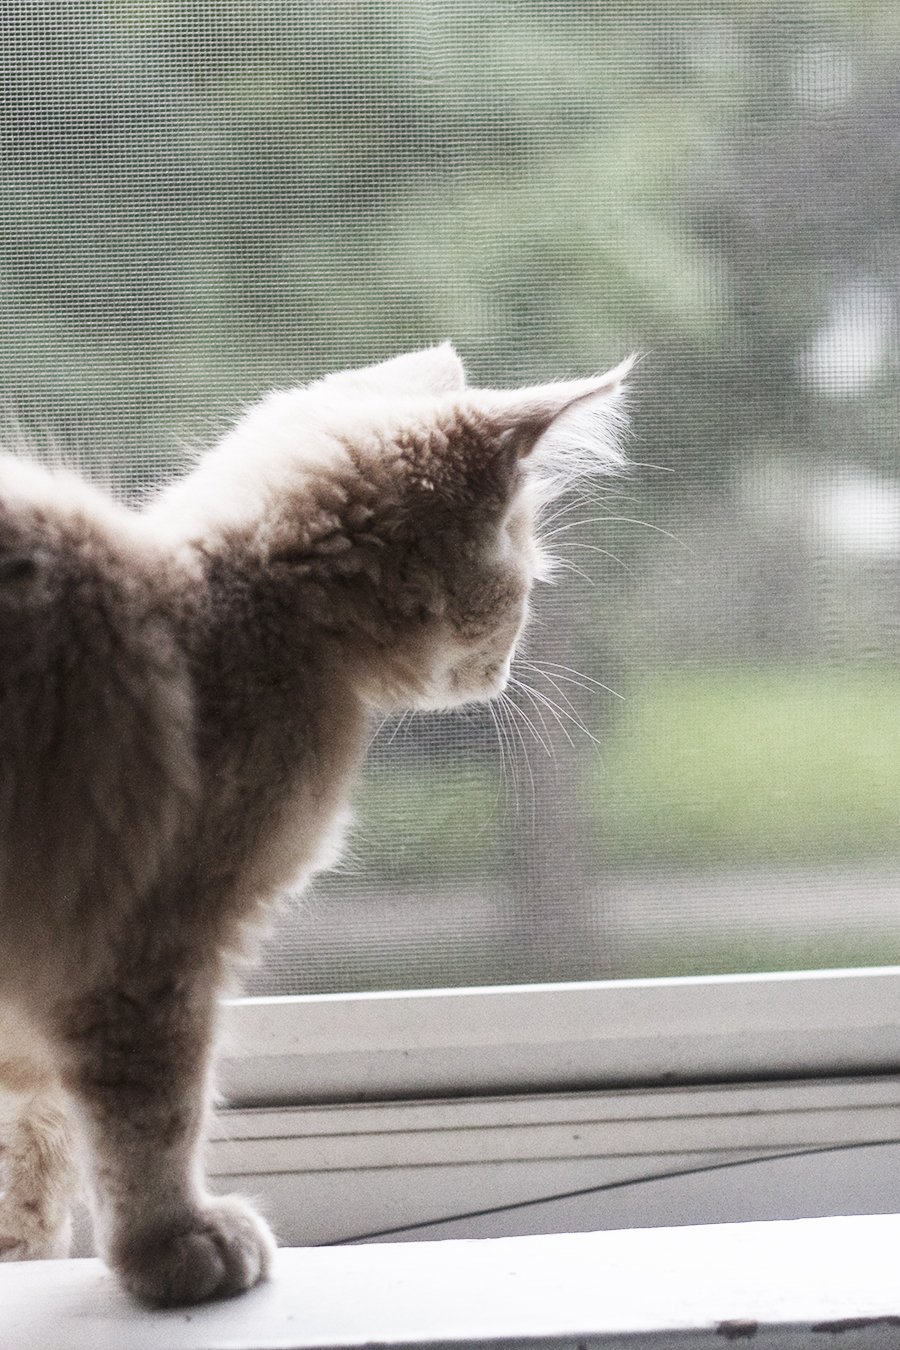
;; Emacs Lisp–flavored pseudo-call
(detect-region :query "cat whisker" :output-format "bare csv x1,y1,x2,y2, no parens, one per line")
599,516,695,552
508,677,577,749
545,557,595,586
486,700,512,816
489,695,519,817
366,711,410,752
384,711,412,748
508,676,604,749
365,715,392,752
518,662,588,708
552,541,637,575
488,698,509,783
497,693,538,832
519,672,611,773
507,675,555,750
538,492,600,531
499,688,553,759
542,516,608,541
523,659,625,701
518,665,583,723
627,458,675,474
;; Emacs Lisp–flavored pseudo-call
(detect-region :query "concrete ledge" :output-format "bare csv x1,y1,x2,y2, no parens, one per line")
3,1214,900,1349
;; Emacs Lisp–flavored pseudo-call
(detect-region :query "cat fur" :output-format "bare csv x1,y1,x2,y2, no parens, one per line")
0,344,630,1304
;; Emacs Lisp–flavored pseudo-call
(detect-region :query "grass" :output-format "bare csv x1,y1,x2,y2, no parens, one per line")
587,666,900,869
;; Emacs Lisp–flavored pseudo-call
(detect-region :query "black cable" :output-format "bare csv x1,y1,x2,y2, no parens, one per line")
323,1135,900,1246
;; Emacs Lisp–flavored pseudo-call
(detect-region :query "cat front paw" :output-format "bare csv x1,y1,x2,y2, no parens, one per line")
114,1197,276,1307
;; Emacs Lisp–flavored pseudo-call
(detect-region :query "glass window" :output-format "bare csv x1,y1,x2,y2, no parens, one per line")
6,1,900,996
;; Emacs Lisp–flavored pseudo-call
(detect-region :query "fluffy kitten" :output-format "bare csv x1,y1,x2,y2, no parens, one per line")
0,344,629,1305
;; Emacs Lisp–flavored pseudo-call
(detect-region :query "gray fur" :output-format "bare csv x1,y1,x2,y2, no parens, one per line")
0,346,629,1305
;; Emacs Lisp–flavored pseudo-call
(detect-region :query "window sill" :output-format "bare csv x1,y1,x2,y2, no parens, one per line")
4,1213,900,1348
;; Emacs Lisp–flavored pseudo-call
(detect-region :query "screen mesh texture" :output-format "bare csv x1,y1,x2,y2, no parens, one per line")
5,0,900,993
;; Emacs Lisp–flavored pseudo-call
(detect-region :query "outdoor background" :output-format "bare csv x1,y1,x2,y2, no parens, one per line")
5,0,900,992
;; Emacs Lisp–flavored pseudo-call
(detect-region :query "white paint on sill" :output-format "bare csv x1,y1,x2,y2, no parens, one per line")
3,1212,900,1349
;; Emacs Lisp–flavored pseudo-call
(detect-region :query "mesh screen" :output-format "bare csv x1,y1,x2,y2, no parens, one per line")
6,1,900,993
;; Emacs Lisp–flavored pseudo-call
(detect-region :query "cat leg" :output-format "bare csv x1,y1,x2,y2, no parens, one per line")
0,1088,78,1260
56,983,275,1306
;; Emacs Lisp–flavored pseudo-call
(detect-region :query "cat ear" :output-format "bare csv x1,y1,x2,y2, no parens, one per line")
325,344,466,397
465,355,634,465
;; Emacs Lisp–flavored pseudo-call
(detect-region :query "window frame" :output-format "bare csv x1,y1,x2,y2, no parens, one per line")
220,966,900,1108
211,968,900,1247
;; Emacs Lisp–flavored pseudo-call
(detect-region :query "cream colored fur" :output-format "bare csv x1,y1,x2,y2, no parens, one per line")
0,345,629,1305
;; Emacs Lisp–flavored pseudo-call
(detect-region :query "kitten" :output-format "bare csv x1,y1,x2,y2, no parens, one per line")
0,344,630,1305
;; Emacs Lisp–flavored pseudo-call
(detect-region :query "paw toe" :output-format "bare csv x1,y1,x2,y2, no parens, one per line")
117,1198,275,1307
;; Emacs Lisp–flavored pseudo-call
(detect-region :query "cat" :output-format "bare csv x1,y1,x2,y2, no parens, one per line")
0,343,630,1305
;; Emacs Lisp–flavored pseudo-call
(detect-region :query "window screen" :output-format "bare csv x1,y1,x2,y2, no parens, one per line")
6,1,900,994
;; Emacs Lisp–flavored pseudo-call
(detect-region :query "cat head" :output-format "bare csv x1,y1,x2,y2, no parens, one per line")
154,344,632,714
288,346,631,712
311,345,633,711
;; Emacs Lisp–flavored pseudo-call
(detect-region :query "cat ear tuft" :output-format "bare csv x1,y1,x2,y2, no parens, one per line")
466,355,634,473
324,344,467,398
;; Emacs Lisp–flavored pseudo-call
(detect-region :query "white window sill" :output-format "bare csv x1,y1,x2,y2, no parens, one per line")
4,1214,900,1348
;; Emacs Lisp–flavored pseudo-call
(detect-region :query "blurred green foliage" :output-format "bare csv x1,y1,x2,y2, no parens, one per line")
3,0,899,481
590,668,900,868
